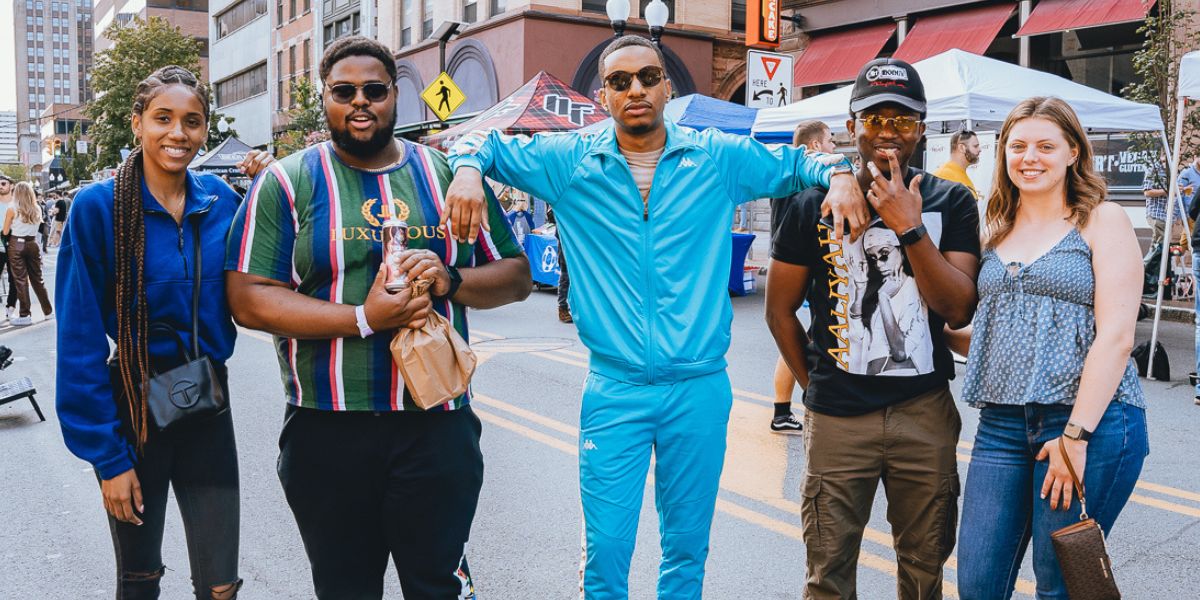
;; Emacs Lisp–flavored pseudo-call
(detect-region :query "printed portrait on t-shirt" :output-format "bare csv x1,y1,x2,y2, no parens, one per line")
823,214,943,376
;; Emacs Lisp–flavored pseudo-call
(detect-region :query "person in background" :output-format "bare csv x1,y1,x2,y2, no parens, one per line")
766,119,838,434
956,96,1149,600
39,190,52,252
932,129,982,200
548,206,573,323
1188,179,1200,406
49,191,69,247
1142,158,1185,266
4,182,53,326
0,175,21,321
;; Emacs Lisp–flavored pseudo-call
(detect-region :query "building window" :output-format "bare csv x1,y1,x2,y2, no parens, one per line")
215,62,268,107
401,28,411,47
303,0,309,12
489,0,505,15
462,0,476,23
288,45,297,106
302,39,311,80
731,0,745,33
323,24,333,45
289,0,295,20
215,0,268,40
422,0,432,38
276,50,284,109
276,0,284,26
581,0,603,12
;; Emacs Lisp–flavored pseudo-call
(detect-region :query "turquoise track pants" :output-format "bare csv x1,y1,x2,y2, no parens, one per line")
578,370,733,600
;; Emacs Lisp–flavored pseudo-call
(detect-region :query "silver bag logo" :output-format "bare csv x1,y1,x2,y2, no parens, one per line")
543,94,596,126
865,65,909,82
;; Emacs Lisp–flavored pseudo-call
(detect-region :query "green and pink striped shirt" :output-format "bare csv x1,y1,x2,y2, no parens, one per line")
226,140,522,411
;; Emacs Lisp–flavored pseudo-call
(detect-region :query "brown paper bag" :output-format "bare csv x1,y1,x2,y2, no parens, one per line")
390,281,477,410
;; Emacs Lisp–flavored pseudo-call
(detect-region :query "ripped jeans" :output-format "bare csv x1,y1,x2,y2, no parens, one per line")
102,408,241,599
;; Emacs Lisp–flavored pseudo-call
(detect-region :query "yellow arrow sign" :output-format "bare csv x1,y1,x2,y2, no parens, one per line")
421,72,467,121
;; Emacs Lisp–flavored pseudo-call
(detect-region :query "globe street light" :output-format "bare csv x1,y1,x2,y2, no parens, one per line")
606,0,630,37
645,0,669,47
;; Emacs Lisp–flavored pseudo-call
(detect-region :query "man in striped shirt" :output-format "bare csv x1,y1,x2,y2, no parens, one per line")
225,37,530,599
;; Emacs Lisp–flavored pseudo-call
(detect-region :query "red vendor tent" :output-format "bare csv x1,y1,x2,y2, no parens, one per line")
422,71,608,151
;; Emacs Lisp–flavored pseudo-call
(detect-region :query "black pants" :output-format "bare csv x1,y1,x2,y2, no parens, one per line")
556,232,570,310
278,404,484,600
0,248,17,309
103,408,241,599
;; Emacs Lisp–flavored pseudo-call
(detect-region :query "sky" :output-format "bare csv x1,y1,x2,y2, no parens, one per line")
1,2,15,111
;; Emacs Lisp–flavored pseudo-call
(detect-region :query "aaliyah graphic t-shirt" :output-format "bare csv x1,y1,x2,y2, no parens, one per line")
772,167,980,416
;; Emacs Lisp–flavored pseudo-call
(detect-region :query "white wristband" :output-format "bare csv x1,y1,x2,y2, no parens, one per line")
355,305,374,338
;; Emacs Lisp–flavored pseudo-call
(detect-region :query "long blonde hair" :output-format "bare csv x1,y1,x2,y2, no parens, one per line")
12,182,43,225
984,97,1108,248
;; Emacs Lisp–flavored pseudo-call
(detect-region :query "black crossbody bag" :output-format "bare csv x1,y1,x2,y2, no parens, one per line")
112,219,227,432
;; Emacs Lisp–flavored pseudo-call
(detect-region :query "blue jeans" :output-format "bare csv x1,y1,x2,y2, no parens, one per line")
957,401,1148,600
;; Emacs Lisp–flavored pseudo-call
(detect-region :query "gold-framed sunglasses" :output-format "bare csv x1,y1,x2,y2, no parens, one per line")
326,81,393,104
603,66,665,92
856,114,923,134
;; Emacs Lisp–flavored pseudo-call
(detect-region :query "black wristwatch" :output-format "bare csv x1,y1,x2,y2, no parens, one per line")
898,224,927,246
435,265,462,301
1063,422,1093,442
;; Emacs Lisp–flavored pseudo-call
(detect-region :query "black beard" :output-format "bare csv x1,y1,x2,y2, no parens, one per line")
330,114,397,159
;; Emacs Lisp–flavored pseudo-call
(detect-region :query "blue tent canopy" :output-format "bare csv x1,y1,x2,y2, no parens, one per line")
579,94,758,136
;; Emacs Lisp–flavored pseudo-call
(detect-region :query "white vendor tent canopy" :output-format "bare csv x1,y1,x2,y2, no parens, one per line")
751,49,1164,140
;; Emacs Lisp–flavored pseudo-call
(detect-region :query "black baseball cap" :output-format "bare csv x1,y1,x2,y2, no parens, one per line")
0,174,12,183
849,58,926,116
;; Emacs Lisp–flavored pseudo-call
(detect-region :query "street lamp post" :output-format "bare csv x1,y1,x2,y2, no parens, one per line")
606,0,629,37
645,0,669,47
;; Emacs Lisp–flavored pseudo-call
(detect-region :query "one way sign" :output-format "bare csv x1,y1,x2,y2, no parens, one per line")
746,49,793,109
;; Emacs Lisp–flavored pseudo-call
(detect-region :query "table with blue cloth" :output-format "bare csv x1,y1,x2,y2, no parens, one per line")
730,232,756,296
523,233,561,287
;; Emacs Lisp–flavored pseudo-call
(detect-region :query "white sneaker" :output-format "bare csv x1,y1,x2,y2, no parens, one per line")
4,307,11,321
10,316,32,326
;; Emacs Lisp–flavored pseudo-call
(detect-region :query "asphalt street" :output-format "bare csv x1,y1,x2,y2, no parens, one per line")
2,250,1199,599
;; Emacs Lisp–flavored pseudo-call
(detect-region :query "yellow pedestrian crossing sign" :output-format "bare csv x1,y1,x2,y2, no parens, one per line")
421,72,467,121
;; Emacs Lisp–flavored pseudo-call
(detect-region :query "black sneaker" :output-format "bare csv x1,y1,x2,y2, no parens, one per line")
770,414,803,435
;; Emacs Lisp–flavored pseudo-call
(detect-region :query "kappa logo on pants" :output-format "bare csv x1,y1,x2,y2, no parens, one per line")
582,439,598,451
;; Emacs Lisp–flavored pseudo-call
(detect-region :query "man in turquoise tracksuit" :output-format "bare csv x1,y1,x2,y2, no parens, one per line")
445,36,864,599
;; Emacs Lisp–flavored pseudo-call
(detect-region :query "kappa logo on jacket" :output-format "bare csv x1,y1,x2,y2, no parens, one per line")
582,439,598,451
679,157,698,168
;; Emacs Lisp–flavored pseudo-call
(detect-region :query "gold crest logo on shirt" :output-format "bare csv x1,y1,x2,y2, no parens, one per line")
360,198,411,227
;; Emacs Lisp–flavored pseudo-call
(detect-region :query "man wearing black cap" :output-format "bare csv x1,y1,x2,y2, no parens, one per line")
765,58,980,599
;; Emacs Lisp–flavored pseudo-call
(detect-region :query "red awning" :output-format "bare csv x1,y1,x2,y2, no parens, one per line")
893,3,1015,63
1015,0,1156,37
793,23,897,88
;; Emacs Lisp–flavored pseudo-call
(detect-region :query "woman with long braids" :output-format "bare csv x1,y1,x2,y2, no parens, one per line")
55,66,265,599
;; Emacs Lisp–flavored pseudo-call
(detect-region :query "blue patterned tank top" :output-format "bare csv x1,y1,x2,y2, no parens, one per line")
961,228,1146,408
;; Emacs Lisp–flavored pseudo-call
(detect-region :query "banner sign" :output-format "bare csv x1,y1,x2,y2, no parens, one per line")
746,0,781,49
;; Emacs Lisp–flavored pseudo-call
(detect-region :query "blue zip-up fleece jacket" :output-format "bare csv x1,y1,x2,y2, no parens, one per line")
450,121,834,385
55,171,241,479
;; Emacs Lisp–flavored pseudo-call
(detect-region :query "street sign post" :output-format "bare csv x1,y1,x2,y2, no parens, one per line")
746,49,793,109
421,72,467,122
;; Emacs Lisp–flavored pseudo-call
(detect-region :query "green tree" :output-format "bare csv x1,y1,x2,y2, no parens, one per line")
62,123,95,186
275,77,327,157
1123,0,1200,177
0,164,28,183
86,17,233,169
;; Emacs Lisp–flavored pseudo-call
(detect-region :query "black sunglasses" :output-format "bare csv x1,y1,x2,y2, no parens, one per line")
604,66,665,92
326,81,393,104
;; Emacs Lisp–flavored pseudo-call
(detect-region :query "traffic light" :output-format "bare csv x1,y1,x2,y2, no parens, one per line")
51,139,62,156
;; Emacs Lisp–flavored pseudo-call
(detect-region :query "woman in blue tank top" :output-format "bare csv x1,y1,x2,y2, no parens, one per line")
953,97,1149,599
